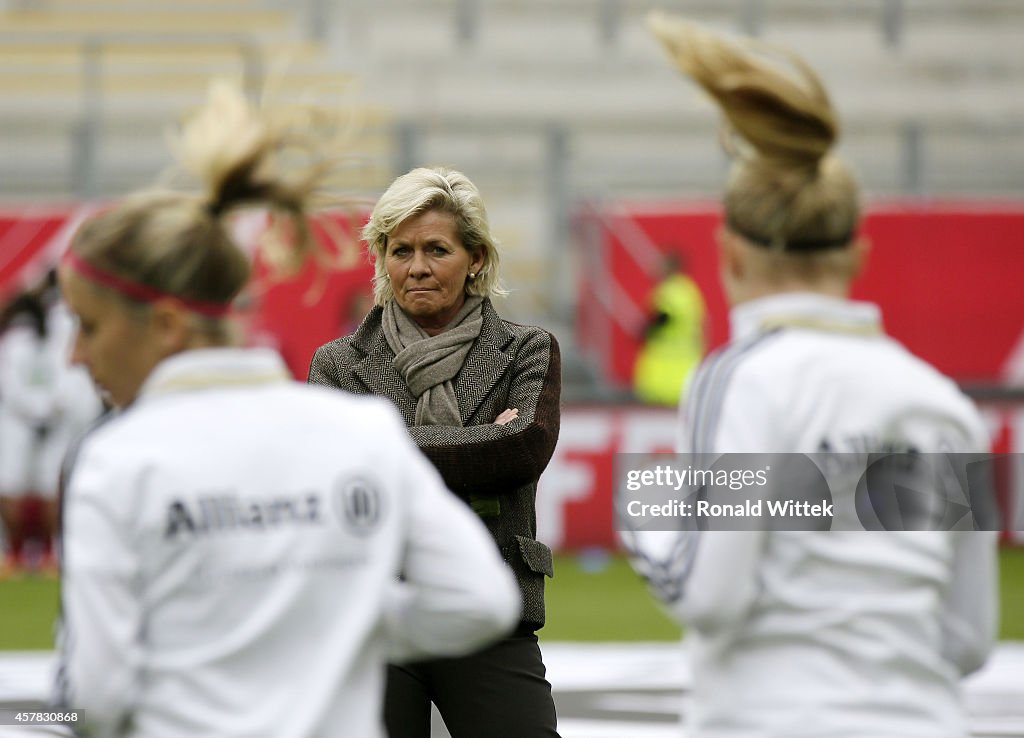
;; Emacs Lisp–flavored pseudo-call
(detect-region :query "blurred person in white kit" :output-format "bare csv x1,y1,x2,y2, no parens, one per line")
52,81,519,738
0,276,102,573
621,15,998,738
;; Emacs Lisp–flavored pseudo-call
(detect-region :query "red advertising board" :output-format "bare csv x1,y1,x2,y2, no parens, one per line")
578,202,1024,387
3,204,1022,550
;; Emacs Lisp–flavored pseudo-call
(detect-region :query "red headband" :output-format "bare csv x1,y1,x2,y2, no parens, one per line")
62,250,232,318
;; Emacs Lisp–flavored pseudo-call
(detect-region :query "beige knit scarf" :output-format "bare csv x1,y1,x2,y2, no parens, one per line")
382,295,484,426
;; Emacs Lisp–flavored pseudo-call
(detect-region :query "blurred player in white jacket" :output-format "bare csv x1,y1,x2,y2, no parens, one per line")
53,81,520,738
0,283,101,572
623,15,999,738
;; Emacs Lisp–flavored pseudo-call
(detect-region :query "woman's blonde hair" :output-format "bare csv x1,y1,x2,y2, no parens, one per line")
648,13,860,253
68,80,339,340
362,167,508,306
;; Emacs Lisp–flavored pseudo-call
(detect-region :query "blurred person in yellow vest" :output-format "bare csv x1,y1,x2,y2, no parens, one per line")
633,251,707,406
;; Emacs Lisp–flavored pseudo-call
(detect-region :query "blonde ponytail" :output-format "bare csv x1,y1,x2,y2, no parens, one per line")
174,79,337,274
68,79,357,336
648,12,860,251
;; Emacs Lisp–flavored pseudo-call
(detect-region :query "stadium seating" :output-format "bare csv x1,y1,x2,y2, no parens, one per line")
323,0,1024,327
0,0,1021,329
0,0,392,200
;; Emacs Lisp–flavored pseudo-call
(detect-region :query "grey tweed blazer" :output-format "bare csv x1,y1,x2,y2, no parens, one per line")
307,298,561,629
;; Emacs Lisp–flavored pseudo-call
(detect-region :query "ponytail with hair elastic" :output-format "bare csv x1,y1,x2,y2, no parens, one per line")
67,79,358,329
175,79,329,274
647,13,860,252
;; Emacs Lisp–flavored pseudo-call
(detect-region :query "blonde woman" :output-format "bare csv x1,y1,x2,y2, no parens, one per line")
623,15,997,738
54,84,519,738
309,167,562,738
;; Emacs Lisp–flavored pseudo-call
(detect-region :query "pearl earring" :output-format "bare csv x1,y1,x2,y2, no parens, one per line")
468,272,476,279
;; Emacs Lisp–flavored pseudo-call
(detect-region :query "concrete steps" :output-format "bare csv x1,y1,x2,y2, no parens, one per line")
330,0,1024,324
0,9,292,34
0,0,1021,323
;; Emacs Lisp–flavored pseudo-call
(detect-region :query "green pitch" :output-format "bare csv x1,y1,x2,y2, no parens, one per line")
1,549,1021,650
0,575,60,650
543,546,1024,642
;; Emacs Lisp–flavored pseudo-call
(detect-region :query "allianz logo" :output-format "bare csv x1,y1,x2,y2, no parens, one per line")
165,493,324,538
164,475,385,539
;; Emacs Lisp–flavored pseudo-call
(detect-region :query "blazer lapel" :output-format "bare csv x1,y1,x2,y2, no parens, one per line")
351,326,418,425
454,302,515,425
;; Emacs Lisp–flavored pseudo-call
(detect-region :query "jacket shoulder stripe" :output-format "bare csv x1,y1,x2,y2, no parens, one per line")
688,330,782,453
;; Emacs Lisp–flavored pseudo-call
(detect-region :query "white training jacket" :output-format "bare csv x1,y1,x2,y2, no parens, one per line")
55,348,520,738
625,293,998,738
0,302,102,496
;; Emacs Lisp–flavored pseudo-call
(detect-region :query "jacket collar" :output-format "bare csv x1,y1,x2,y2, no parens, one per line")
730,292,883,342
350,298,516,424
137,347,291,402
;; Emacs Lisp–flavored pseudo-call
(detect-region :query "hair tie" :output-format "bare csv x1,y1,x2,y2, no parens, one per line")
726,214,853,253
206,200,224,218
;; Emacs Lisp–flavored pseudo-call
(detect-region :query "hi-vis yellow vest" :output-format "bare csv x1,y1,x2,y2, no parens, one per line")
634,274,706,406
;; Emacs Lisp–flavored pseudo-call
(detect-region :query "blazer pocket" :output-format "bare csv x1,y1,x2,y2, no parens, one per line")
515,535,554,578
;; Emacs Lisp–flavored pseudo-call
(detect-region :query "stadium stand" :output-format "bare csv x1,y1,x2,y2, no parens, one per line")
0,0,392,201
0,0,1022,373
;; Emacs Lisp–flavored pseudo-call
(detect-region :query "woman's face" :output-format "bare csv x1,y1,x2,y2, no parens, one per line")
59,267,166,408
385,209,484,335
